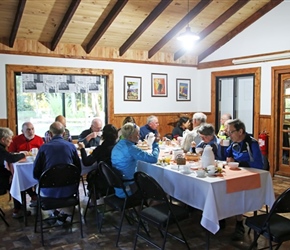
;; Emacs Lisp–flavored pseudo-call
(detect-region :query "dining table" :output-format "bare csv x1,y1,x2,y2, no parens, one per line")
10,158,98,225
137,160,275,248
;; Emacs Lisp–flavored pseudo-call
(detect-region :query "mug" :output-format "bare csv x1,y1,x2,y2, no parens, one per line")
31,148,38,156
223,139,230,146
196,169,206,177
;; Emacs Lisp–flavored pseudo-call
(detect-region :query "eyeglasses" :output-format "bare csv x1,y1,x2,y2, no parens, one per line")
228,130,237,135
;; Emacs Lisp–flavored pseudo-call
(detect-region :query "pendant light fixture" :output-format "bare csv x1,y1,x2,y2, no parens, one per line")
177,0,200,50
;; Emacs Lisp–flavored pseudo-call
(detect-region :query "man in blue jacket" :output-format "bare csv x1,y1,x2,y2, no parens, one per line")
225,118,263,241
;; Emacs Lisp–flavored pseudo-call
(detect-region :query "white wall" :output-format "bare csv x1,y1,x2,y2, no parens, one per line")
1,1,289,118
202,1,290,62
0,54,205,118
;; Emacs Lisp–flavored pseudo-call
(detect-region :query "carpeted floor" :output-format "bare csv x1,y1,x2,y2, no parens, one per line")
0,175,290,250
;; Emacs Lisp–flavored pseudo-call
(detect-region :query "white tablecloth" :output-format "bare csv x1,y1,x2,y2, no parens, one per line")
137,161,275,234
10,160,97,203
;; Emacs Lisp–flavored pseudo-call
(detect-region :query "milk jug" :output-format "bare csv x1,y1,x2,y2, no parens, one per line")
201,145,215,168
145,132,155,148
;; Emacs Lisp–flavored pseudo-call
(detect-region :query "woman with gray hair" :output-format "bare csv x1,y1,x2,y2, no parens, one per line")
111,122,159,198
0,127,30,218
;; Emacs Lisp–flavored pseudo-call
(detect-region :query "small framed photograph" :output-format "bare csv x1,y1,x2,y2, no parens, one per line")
151,73,168,97
124,76,142,101
176,78,191,101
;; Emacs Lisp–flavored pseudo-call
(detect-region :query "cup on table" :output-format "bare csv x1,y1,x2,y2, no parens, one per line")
196,168,206,177
223,139,230,146
31,148,38,156
183,165,190,173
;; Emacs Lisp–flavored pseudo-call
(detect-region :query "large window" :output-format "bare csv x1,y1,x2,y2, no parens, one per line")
15,73,107,139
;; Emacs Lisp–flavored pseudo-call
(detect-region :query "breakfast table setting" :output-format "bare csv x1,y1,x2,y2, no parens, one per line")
136,141,275,249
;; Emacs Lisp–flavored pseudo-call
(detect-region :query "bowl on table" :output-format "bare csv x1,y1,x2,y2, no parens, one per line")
228,162,239,170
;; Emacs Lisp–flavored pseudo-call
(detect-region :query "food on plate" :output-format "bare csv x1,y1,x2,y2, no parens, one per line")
185,152,200,161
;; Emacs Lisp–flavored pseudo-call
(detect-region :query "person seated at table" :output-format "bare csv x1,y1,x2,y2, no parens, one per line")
217,113,232,140
139,115,160,141
33,121,81,224
118,116,136,140
172,116,191,139
8,122,44,152
225,118,264,241
111,122,159,198
196,123,222,160
182,112,207,153
78,117,103,148
44,115,72,143
79,124,118,201
0,127,32,218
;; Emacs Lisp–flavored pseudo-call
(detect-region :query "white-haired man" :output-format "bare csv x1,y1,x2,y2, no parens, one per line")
139,115,160,141
181,112,207,152
78,117,103,148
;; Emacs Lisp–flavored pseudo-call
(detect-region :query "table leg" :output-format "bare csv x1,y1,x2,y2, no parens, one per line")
205,229,210,250
21,191,27,226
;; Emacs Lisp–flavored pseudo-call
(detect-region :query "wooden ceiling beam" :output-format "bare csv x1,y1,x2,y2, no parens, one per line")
198,0,284,63
174,0,250,61
148,0,212,59
86,0,128,54
119,0,172,57
51,0,81,51
9,0,26,48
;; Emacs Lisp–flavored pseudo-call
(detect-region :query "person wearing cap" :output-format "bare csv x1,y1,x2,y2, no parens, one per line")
181,112,207,152
196,123,221,160
44,115,72,143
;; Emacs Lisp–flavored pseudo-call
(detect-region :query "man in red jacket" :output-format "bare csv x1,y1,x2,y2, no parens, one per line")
8,122,43,152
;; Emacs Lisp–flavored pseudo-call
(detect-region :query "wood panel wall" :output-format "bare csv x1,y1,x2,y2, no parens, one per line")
0,119,7,127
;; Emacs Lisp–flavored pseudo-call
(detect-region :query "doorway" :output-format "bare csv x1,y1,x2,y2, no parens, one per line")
211,68,261,139
273,67,290,176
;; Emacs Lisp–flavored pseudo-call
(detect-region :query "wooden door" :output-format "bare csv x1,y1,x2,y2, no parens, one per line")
278,74,290,175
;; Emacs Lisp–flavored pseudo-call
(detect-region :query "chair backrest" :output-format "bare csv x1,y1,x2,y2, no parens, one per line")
262,155,270,171
38,163,81,189
270,187,290,214
134,171,168,202
99,161,125,190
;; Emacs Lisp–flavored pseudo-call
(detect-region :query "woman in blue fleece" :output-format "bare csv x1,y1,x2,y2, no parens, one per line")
111,122,159,198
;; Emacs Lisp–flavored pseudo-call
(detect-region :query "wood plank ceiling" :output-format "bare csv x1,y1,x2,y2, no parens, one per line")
0,0,283,65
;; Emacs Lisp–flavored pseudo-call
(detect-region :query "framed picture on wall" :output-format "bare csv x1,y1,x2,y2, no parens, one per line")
151,73,168,97
176,78,191,101
124,76,142,101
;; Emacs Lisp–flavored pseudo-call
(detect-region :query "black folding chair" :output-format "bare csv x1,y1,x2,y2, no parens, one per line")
133,171,190,250
84,167,113,230
98,161,146,247
34,163,83,246
245,187,290,250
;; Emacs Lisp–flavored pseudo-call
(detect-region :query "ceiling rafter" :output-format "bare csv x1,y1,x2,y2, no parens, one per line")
9,0,26,48
198,0,284,63
119,0,172,57
86,0,128,54
148,0,212,59
51,0,81,51
174,0,250,61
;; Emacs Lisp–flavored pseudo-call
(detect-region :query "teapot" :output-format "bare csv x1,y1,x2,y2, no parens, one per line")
145,132,155,148
201,145,215,168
